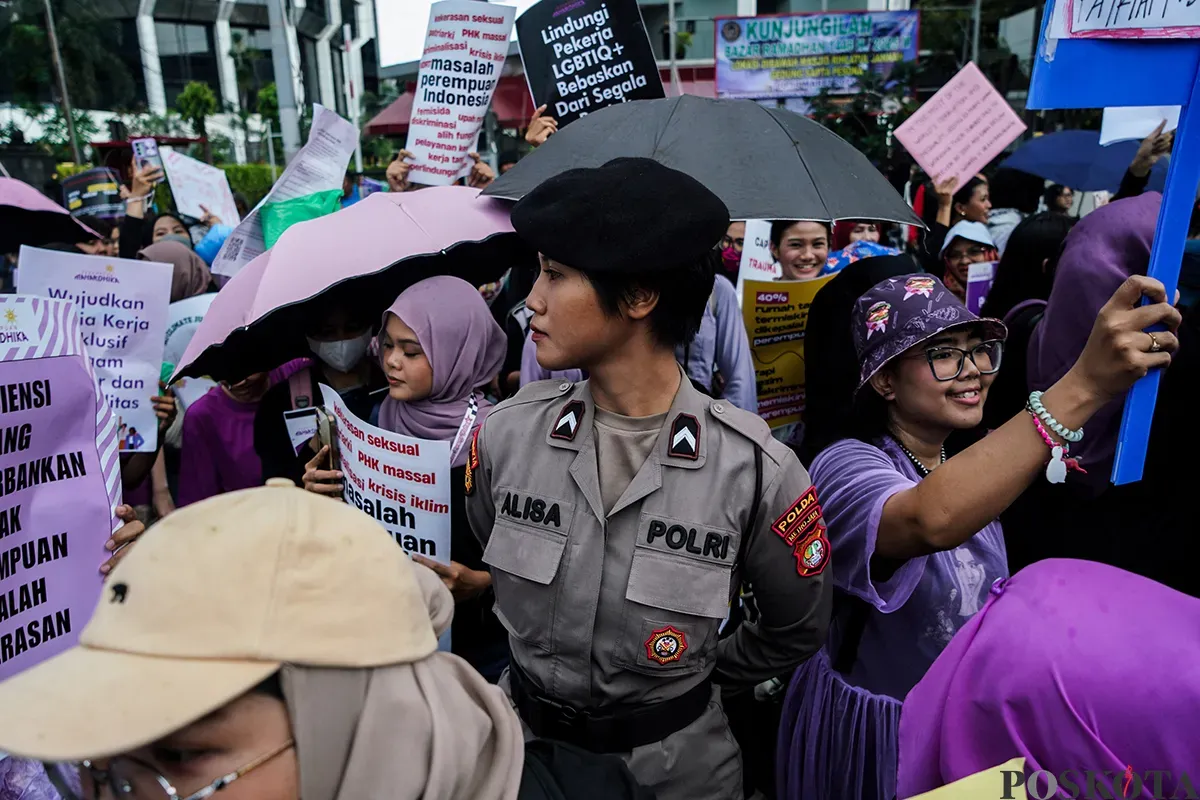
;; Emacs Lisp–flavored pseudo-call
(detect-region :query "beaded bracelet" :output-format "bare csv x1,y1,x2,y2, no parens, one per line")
1027,391,1084,443
1027,408,1086,484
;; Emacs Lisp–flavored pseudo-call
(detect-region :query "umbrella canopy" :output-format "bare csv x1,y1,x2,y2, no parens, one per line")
173,186,531,383
482,95,922,227
0,177,99,253
999,130,1168,193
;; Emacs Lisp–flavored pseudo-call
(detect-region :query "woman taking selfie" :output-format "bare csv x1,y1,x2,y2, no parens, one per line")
777,272,1180,800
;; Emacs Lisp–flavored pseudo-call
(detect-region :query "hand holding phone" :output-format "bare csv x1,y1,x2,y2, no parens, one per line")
302,408,343,497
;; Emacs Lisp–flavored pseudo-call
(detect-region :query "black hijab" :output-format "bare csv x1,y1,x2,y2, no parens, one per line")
799,253,921,465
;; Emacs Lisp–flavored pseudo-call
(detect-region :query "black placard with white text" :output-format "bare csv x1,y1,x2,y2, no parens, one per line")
517,0,664,127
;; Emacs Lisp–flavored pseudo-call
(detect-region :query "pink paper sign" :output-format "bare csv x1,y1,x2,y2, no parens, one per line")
894,63,1027,193
1066,0,1200,39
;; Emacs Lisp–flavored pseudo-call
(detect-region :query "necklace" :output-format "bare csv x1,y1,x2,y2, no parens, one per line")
891,435,946,477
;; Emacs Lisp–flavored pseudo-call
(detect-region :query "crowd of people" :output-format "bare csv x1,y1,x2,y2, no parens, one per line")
0,106,1196,800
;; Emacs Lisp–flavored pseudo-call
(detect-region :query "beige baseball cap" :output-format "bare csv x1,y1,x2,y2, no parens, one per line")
0,479,438,762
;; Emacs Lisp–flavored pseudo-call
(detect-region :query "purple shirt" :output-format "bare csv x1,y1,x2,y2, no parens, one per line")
177,387,264,506
519,332,585,386
810,437,1008,700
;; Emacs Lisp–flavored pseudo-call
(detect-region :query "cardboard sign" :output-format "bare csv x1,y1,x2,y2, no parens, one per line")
516,0,664,127
163,294,217,410
964,261,996,315
0,295,123,681
61,168,123,222
161,149,240,225
1099,105,1181,144
894,63,1027,191
404,0,515,187
318,385,452,563
131,138,165,183
735,220,781,306
1067,0,1200,38
715,11,919,99
741,276,834,429
17,247,173,454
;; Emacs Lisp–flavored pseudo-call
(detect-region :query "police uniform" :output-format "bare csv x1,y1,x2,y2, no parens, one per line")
464,157,833,799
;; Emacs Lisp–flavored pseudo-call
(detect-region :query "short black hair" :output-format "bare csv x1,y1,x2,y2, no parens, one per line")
581,249,717,349
953,176,987,209
1043,184,1069,209
770,220,832,248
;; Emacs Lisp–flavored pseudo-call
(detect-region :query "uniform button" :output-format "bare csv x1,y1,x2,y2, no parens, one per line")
713,403,725,414
559,382,571,391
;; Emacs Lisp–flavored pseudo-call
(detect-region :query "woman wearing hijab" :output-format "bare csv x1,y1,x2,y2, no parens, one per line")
776,269,1180,800
139,240,214,301
898,559,1200,799
0,484,651,800
303,276,510,679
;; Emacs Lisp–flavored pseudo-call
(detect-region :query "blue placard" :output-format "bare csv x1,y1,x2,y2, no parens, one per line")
1029,2,1200,485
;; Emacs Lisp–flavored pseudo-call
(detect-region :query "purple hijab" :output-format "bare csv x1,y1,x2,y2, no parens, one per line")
898,558,1200,799
377,276,506,466
1027,193,1161,482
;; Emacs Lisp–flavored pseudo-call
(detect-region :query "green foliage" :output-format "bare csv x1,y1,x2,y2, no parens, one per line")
28,105,100,161
221,163,281,207
806,62,921,168
177,82,218,137
115,110,190,138
257,84,280,130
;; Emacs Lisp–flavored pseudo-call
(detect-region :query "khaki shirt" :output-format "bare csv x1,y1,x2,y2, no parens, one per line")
465,375,832,709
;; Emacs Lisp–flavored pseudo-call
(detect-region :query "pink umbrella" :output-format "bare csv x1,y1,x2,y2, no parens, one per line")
0,177,99,252
173,185,528,382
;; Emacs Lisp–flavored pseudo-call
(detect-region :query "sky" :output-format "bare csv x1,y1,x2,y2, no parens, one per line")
376,0,542,68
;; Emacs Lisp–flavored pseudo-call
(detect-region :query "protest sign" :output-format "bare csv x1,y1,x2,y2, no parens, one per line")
404,0,514,187
964,261,996,316
163,294,217,409
741,276,833,429
0,294,122,681
161,149,240,225
212,105,359,281
131,138,165,182
61,168,123,222
735,220,781,305
17,247,172,454
894,62,1026,192
318,385,452,563
715,11,919,99
1067,0,1200,38
516,0,663,127
1099,105,1181,144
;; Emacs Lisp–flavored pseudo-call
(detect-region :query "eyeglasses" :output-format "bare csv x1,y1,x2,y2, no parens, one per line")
719,236,745,252
945,245,990,264
908,340,1004,381
45,740,294,800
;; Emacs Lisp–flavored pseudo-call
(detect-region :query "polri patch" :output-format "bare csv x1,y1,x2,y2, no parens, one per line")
793,526,829,577
645,625,688,665
464,428,479,495
668,413,700,460
772,487,821,547
551,400,586,441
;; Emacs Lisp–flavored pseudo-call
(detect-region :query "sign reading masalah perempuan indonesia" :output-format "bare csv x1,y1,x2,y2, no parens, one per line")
517,0,664,127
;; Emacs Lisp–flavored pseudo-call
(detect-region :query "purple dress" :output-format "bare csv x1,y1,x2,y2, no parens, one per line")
777,437,1008,800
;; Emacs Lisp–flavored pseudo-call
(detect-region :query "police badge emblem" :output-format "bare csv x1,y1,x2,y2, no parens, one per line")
644,625,688,665
793,526,830,577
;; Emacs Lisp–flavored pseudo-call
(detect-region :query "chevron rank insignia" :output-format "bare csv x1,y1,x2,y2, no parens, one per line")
668,413,700,460
551,400,586,441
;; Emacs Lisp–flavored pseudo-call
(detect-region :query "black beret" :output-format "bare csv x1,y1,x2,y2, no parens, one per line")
510,157,730,274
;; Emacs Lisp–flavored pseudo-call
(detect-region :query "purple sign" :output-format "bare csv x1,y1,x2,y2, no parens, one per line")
965,261,997,316
0,354,110,681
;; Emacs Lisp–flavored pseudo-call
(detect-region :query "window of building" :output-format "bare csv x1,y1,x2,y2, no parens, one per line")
156,21,224,108
230,27,276,112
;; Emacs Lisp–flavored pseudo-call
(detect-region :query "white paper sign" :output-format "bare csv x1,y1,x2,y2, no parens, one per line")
17,247,172,453
1068,0,1200,37
736,220,781,305
161,150,241,225
404,0,515,186
1100,105,1181,145
212,105,359,281
318,385,452,563
163,294,217,409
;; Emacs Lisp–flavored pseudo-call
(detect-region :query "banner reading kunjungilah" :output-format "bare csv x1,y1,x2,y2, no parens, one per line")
741,276,833,429
517,0,664,127
17,247,173,454
318,385,451,563
0,295,123,681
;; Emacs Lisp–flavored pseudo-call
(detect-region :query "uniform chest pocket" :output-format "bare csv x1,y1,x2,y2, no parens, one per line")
482,491,575,651
613,514,741,676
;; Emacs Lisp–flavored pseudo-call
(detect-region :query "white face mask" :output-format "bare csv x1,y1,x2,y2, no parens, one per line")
307,332,372,373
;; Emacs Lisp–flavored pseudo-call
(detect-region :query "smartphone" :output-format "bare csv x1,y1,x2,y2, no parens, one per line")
131,138,165,183
314,407,341,472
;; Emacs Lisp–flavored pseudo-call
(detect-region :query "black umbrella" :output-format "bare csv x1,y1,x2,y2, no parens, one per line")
483,95,922,227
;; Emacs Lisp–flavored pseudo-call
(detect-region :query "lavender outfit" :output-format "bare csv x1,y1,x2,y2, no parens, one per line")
899,559,1200,799
378,276,507,466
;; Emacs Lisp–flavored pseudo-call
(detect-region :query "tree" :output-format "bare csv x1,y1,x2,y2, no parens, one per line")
256,83,280,131
807,62,921,170
28,105,100,162
177,81,218,163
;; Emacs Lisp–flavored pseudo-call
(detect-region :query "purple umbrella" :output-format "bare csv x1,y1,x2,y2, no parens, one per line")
173,186,529,383
0,178,99,253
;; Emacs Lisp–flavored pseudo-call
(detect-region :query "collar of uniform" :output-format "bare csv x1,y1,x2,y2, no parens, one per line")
654,370,708,470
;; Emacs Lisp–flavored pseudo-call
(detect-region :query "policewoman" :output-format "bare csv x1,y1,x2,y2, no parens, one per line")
464,158,833,799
